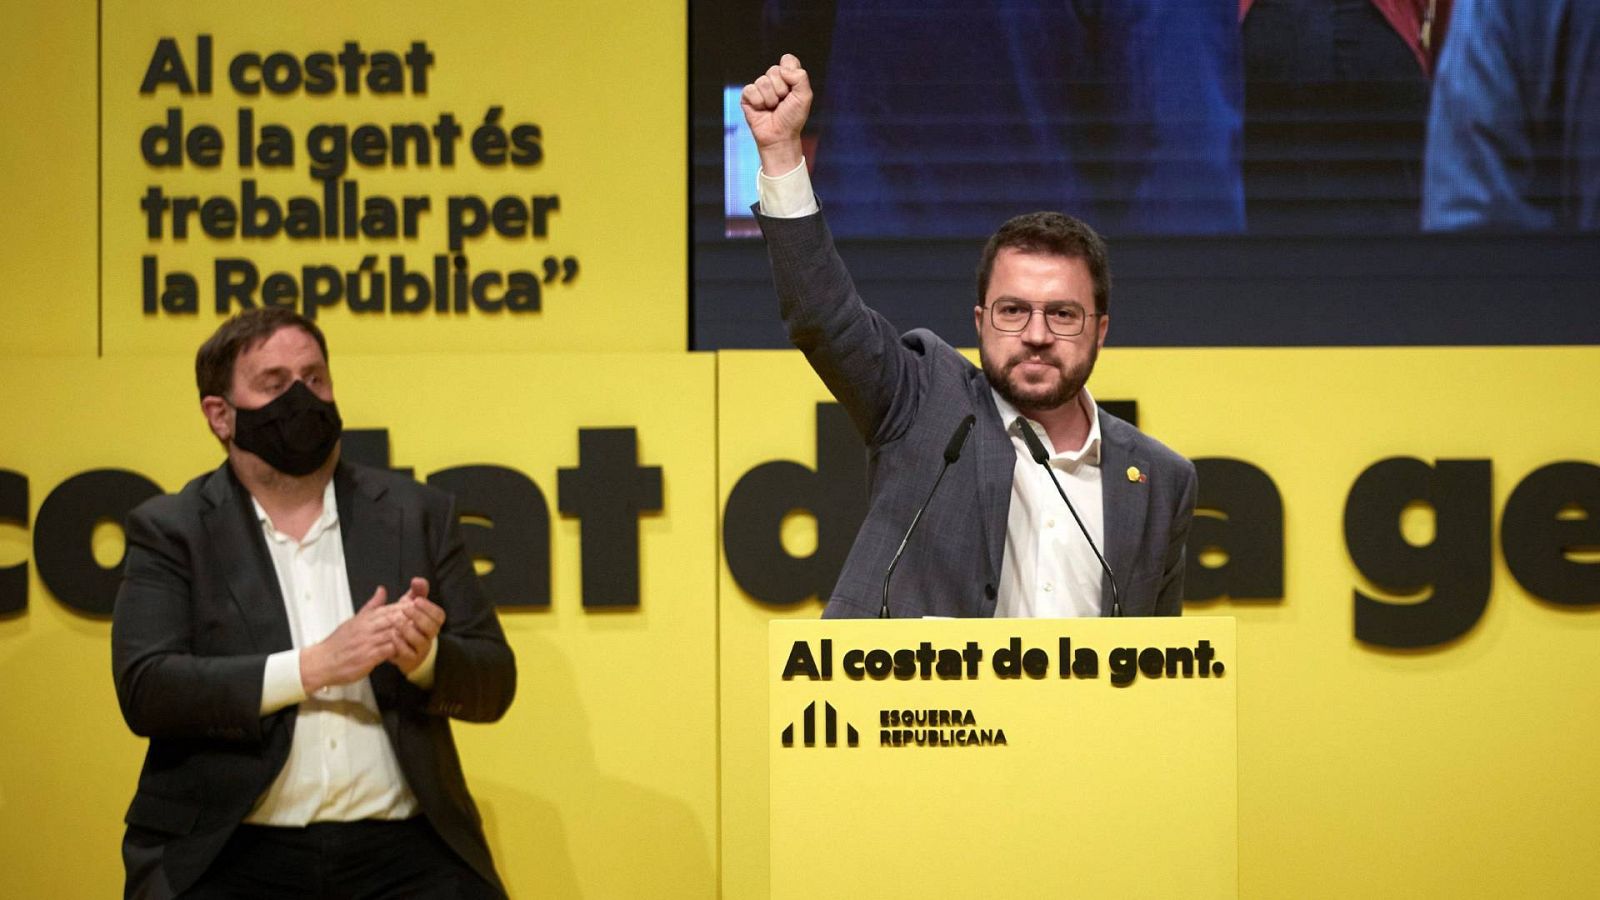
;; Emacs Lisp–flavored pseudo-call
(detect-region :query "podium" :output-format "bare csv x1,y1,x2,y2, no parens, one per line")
768,617,1237,898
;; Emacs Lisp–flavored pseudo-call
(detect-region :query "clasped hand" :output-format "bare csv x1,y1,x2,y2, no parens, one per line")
299,577,446,694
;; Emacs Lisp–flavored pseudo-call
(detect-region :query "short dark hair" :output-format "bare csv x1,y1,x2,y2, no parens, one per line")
976,212,1111,314
195,308,329,400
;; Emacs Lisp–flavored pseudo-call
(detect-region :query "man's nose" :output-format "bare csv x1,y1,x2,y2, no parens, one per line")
1021,309,1055,345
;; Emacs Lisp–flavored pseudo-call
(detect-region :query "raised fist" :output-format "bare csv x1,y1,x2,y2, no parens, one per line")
740,53,812,175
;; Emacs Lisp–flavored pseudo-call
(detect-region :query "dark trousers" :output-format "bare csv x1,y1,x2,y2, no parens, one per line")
180,818,501,899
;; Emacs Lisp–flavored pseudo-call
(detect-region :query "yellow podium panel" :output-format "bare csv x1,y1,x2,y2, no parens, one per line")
770,618,1237,898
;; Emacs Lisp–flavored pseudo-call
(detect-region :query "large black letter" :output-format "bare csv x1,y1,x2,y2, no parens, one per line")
139,37,194,94
1501,462,1600,606
1344,458,1492,648
557,429,663,607
339,427,414,478
1185,458,1284,602
35,470,164,616
723,403,867,606
0,471,26,615
429,465,551,608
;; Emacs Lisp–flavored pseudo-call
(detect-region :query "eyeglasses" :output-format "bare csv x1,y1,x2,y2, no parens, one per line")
985,300,1097,337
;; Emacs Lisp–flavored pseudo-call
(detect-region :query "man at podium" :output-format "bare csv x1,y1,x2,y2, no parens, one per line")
741,55,1197,620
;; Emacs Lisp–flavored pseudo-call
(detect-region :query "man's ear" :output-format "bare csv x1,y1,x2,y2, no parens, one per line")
1095,312,1110,350
200,395,231,442
974,305,985,337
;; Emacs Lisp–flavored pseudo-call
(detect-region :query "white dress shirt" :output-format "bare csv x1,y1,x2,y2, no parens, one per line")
245,480,421,825
758,161,1108,618
990,390,1106,618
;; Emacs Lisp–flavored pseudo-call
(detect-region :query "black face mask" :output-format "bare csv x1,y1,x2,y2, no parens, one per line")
231,381,343,476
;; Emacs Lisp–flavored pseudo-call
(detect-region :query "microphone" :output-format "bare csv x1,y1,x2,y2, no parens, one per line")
1014,423,1122,617
879,414,976,619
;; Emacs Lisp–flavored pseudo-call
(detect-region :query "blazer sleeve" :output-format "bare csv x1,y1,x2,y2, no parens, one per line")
1154,458,1198,616
111,501,270,743
756,207,923,445
420,491,517,723
1422,0,1551,229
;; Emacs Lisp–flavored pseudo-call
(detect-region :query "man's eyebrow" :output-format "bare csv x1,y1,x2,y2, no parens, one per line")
993,295,1085,308
251,364,291,381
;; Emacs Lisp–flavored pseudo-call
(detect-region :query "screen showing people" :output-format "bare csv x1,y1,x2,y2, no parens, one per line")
711,0,1599,238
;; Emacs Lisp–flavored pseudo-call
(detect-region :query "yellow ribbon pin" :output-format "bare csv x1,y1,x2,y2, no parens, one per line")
1126,466,1144,483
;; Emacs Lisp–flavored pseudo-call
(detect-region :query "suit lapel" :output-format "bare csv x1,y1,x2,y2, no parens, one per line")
201,465,293,653
335,464,405,708
971,381,1014,615
1098,412,1149,616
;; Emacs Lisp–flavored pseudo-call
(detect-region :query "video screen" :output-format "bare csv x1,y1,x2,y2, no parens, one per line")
692,0,1600,349
708,0,1597,238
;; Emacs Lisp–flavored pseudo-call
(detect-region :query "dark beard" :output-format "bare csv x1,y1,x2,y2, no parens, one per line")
979,342,1098,413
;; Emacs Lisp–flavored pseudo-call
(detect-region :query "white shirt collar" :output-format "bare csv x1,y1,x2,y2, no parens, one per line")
990,386,1102,466
251,478,340,544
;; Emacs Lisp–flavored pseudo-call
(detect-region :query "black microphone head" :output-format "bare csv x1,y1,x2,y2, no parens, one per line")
943,414,976,464
1015,419,1051,464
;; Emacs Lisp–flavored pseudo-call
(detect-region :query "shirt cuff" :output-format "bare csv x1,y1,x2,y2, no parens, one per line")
405,639,439,689
757,158,820,218
260,649,308,715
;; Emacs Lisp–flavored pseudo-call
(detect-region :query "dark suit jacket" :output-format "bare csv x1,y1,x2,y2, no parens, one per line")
111,461,516,897
757,208,1197,618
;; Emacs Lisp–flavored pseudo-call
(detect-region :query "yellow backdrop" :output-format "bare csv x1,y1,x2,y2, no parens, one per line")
97,0,685,356
2,0,1599,897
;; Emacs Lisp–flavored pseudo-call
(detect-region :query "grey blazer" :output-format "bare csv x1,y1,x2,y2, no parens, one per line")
758,208,1197,618
111,461,515,897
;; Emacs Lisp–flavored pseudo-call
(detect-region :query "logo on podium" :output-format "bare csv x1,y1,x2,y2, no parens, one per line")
780,700,859,748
